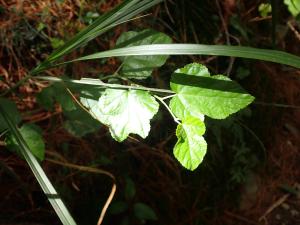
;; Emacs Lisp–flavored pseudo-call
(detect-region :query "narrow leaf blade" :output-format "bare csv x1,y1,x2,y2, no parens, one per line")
7,124,45,161
0,97,21,132
74,44,300,69
0,105,77,225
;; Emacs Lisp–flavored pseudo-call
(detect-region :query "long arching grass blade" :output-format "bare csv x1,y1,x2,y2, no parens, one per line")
0,105,77,225
71,44,300,69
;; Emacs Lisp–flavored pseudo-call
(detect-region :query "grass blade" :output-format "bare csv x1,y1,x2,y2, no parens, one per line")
69,44,300,69
0,105,77,225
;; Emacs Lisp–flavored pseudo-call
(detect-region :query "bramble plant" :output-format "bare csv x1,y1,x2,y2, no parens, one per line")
1,0,300,224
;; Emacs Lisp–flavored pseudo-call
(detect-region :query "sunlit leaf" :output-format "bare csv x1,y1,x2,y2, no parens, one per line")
82,89,159,142
169,63,254,119
174,117,207,171
284,0,300,17
258,3,272,17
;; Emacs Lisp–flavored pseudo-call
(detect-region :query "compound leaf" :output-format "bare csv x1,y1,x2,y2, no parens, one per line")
174,117,207,171
116,29,172,79
170,63,254,119
82,89,159,142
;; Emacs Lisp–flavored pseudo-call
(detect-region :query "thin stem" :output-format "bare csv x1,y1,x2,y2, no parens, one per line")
65,88,92,115
100,74,118,80
106,61,124,78
161,94,176,100
100,62,124,81
35,76,175,95
154,95,180,124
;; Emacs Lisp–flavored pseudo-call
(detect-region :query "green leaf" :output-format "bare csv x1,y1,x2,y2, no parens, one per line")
284,0,300,17
116,29,172,79
169,63,255,119
175,63,210,77
63,108,101,137
50,37,65,49
36,85,56,111
82,11,100,25
7,124,45,161
0,106,77,225
169,98,205,122
37,83,76,111
109,201,128,215
0,98,21,133
82,89,159,142
236,67,250,80
37,22,46,31
133,202,157,221
258,3,272,17
174,117,207,171
124,177,136,200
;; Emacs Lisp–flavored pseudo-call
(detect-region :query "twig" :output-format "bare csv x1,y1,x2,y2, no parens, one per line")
154,95,180,124
97,184,116,225
287,20,300,42
259,193,290,222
